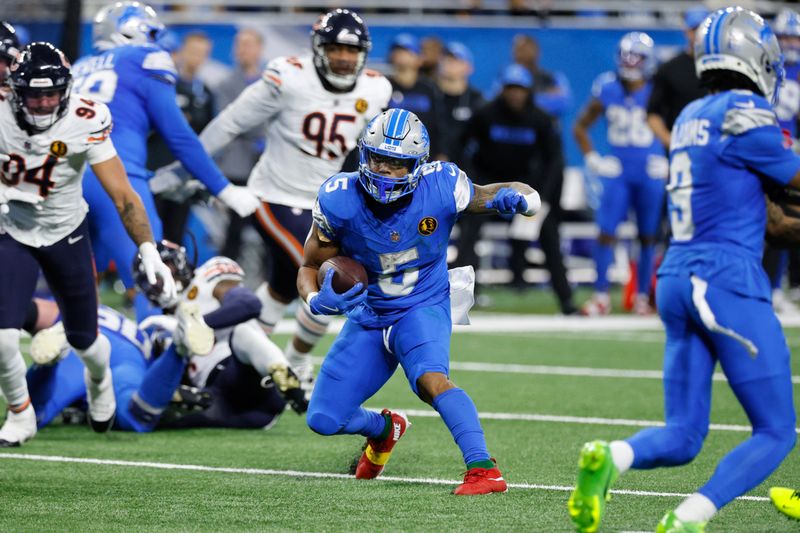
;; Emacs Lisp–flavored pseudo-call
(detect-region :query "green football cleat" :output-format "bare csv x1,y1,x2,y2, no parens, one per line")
656,511,707,533
568,440,618,533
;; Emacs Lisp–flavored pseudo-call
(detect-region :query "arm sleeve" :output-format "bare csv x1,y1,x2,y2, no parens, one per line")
453,168,474,213
199,75,281,157
202,286,262,329
142,76,230,195
312,196,338,241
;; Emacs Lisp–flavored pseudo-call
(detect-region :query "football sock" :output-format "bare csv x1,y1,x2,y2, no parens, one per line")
231,321,288,376
255,283,288,334
433,388,491,466
284,340,313,382
637,244,655,295
467,459,495,470
377,412,392,439
342,407,386,438
610,440,634,474
675,493,717,523
0,329,28,406
295,300,331,347
136,344,186,411
74,334,111,382
593,242,614,292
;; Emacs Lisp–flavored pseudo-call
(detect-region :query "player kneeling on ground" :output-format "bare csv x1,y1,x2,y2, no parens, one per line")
299,108,542,495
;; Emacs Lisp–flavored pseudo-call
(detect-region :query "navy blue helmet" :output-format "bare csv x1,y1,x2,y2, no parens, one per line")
311,9,371,90
8,42,72,133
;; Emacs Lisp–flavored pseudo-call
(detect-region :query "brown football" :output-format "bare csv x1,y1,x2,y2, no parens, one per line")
317,256,368,294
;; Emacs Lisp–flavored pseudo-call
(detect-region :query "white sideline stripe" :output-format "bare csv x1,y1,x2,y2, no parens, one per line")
273,313,800,334
0,453,768,502
310,357,800,385
390,408,800,434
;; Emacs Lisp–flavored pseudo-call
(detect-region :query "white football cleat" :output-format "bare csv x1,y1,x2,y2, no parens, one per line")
30,321,69,366
0,402,37,447
580,293,611,317
633,294,655,316
84,368,116,433
174,302,214,357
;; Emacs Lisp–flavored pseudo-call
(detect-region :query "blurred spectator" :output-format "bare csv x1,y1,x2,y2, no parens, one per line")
214,27,266,262
387,33,445,157
419,36,443,79
646,5,709,148
459,64,576,314
436,41,484,166
148,31,216,244
512,34,572,118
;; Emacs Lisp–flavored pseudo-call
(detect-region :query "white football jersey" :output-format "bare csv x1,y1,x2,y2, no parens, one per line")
0,94,115,247
200,55,392,210
182,256,245,388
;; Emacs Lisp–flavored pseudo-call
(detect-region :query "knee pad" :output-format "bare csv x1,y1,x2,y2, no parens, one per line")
295,301,331,346
306,410,343,436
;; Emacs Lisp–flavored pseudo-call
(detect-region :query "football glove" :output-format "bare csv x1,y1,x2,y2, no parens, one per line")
217,184,260,218
486,188,540,216
307,268,367,316
0,184,43,214
585,151,622,178
138,242,178,308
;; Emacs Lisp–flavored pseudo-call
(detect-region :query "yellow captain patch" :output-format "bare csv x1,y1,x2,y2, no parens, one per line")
186,286,198,300
364,444,392,466
49,140,68,157
355,98,368,114
418,217,437,236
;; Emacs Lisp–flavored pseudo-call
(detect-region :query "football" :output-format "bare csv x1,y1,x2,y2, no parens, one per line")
317,256,368,294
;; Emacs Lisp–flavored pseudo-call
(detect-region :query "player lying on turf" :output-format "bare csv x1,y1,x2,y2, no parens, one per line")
568,7,800,533
26,243,306,431
298,108,542,495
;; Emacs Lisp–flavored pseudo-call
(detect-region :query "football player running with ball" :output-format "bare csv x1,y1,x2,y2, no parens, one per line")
156,9,391,392
569,8,800,532
299,108,542,495
0,43,176,446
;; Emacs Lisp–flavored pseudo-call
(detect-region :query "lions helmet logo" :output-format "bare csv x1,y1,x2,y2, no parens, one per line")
49,141,67,157
355,98,368,113
418,217,437,236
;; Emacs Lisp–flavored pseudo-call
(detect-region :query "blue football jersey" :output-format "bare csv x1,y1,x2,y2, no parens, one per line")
776,62,800,136
97,305,151,360
72,44,227,193
592,72,662,162
660,90,800,299
313,162,473,328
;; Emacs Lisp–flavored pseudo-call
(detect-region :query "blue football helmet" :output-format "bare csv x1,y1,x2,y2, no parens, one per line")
695,7,784,105
774,9,800,64
358,108,430,204
92,1,165,51
8,42,72,133
616,31,656,81
311,9,371,90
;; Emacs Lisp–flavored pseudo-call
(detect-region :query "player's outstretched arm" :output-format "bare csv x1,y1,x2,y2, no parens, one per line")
766,194,800,246
297,222,341,303
466,182,541,217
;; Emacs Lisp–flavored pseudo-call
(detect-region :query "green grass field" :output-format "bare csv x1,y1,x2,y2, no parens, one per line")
2,325,800,532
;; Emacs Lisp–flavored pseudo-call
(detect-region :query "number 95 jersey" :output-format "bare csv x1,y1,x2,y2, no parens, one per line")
0,94,115,247
313,162,473,328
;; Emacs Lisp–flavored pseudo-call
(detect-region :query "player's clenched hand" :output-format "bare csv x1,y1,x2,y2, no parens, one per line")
308,268,367,315
217,184,261,217
138,242,178,308
486,187,540,217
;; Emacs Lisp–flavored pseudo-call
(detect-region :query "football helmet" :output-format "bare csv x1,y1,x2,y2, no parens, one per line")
0,22,20,65
774,9,800,64
8,42,72,133
616,31,656,81
93,1,165,51
311,8,371,91
695,7,784,105
358,108,430,204
134,240,195,306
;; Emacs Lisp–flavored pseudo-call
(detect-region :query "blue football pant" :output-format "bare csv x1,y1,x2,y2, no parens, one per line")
626,275,796,509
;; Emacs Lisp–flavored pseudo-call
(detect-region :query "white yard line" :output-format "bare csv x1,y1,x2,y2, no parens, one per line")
0,453,769,502
383,408,799,434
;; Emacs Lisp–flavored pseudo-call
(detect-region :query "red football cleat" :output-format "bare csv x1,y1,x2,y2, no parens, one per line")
354,409,410,480
452,459,508,496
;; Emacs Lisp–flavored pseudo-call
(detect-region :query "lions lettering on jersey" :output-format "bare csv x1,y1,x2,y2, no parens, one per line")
202,55,392,210
313,161,472,328
661,90,800,300
0,94,115,247
98,305,151,359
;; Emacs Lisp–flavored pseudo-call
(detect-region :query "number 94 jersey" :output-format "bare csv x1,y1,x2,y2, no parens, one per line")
0,94,115,247
313,162,473,328
661,90,800,300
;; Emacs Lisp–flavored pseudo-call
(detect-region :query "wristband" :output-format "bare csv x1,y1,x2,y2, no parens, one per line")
305,291,319,307
522,191,542,216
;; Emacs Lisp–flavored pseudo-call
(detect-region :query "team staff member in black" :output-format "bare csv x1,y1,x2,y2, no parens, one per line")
436,41,484,165
646,6,709,148
458,64,576,314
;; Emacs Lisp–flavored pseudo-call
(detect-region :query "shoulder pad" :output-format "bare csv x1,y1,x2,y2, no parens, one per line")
722,93,777,135
194,256,245,284
69,96,113,143
136,47,177,84
317,173,361,218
